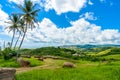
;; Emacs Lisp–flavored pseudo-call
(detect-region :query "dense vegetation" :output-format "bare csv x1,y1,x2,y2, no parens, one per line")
20,47,76,58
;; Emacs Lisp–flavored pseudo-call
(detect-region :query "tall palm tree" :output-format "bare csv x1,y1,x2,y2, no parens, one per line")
14,31,21,50
17,0,40,50
14,19,24,50
5,13,22,49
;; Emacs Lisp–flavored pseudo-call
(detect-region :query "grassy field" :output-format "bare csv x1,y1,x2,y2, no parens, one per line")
16,58,120,80
0,58,20,68
0,57,44,68
0,47,120,80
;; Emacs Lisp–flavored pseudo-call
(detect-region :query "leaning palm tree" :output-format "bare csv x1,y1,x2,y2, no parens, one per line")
14,31,21,50
14,19,24,50
17,0,40,50
5,13,22,49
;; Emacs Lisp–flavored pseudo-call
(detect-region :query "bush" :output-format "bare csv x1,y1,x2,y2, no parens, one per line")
1,48,17,60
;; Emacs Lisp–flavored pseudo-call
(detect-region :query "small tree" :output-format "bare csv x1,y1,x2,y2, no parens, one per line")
2,47,12,60
16,0,40,59
5,13,23,49
2,47,17,60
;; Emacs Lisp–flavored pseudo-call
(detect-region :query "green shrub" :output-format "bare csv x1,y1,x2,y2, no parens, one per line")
0,59,20,68
1,48,17,60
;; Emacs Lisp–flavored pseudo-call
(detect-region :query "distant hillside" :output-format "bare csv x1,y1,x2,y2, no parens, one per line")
61,44,120,49
20,47,76,58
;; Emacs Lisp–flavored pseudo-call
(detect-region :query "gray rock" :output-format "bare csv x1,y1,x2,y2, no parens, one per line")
0,68,16,80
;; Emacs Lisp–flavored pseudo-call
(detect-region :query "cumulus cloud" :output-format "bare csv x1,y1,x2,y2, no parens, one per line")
88,0,94,5
80,12,97,20
9,0,40,4
0,39,4,48
9,0,88,15
0,7,9,27
43,0,87,15
22,18,120,47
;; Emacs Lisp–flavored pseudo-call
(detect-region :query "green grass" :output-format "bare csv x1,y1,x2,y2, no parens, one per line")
89,49,111,56
23,57,44,67
101,54,120,60
0,57,44,68
0,58,20,68
15,58,120,80
16,63,120,80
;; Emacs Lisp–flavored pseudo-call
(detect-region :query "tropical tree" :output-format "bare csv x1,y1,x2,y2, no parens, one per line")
14,31,21,50
14,19,24,50
17,0,40,50
5,13,22,49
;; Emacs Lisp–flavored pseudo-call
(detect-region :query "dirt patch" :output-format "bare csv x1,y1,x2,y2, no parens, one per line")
16,59,60,74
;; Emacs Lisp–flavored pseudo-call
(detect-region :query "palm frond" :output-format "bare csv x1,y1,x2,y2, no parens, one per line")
17,4,27,13
31,9,40,16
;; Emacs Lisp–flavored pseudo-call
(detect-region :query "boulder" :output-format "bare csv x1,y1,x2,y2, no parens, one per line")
38,57,44,61
0,68,16,80
17,59,30,67
63,62,75,68
34,55,40,58
21,55,31,58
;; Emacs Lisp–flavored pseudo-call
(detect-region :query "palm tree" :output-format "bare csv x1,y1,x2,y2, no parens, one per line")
14,32,21,50
17,0,40,50
5,13,22,49
14,19,24,50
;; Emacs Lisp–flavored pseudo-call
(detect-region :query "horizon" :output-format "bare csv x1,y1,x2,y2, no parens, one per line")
0,0,120,48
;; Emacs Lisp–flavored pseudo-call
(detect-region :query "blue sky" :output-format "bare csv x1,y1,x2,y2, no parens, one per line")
0,0,120,48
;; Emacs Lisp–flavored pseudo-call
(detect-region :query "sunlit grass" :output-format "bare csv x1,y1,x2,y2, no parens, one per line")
16,62,120,80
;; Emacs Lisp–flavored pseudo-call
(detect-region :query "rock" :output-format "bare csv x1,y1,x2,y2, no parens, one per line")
34,55,40,58
0,68,16,80
17,59,30,67
63,62,75,68
38,57,44,61
72,53,80,56
21,55,31,58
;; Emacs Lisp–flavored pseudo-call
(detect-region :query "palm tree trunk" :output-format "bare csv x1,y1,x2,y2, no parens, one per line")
18,25,27,50
14,32,21,50
3,41,5,49
10,29,15,49
16,24,27,60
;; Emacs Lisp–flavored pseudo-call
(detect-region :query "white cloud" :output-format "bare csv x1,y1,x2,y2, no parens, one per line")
88,0,94,5
0,39,2,45
22,18,120,47
9,0,87,15
80,12,97,20
0,39,5,49
43,0,87,15
0,8,9,27
9,0,40,5
3,17,120,48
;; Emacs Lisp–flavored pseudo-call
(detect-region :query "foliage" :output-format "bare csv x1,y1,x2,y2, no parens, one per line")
0,57,44,68
1,47,17,60
0,58,20,68
5,13,23,49
17,0,40,50
23,57,44,67
20,47,76,58
108,47,120,55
